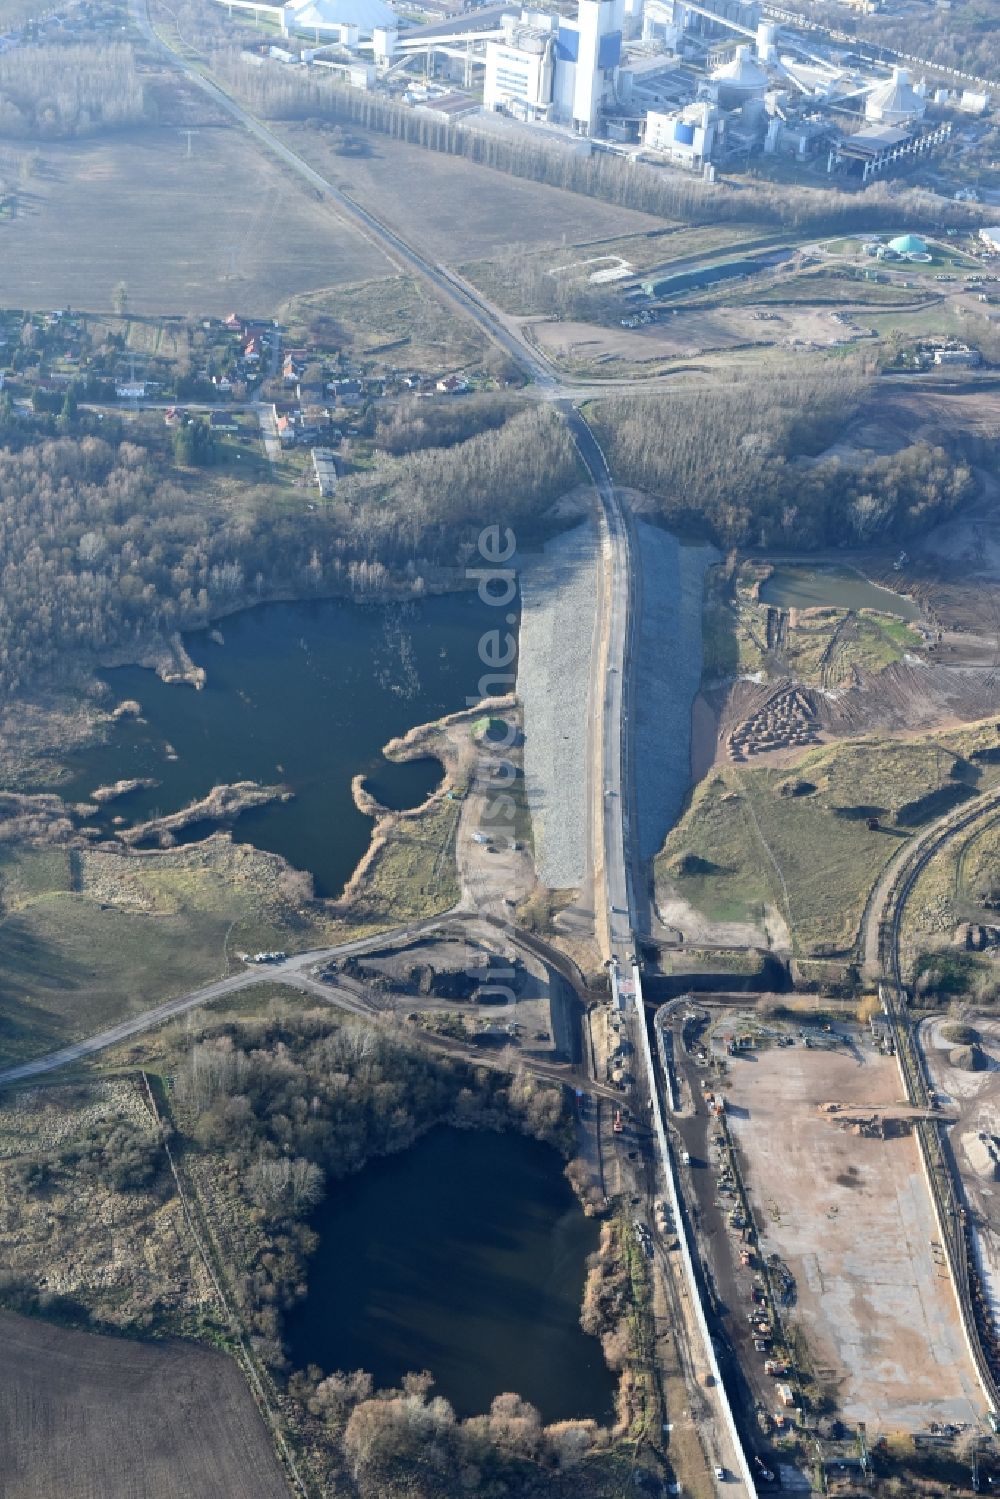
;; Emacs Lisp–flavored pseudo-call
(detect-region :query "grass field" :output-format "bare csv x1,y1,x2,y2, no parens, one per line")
659,729,1000,957
1,124,391,316
280,272,486,374
899,814,1000,989
348,792,461,924
725,266,936,309
0,838,336,1067
0,1311,288,1499
278,121,665,262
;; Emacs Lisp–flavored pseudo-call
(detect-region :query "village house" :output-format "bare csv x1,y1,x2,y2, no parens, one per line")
209,410,239,433
435,374,470,394
282,348,308,382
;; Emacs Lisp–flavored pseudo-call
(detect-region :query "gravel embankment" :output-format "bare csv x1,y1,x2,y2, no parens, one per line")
517,519,599,889
632,521,716,863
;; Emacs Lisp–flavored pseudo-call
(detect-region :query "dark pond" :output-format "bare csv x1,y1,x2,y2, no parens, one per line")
759,563,920,620
285,1127,616,1424
48,592,506,897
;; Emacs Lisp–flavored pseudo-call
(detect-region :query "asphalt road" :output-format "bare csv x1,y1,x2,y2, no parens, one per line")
560,406,631,961
54,14,751,1489
0,911,606,1089
133,0,558,390
0,915,449,1088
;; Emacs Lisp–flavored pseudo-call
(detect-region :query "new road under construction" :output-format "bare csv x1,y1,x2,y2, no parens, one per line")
636,791,1000,1492
589,393,1000,1489
586,409,760,1491
15,6,1000,1494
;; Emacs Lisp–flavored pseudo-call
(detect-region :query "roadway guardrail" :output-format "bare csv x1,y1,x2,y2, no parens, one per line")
627,962,759,1496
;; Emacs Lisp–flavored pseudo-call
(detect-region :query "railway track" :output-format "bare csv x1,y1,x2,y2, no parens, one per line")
876,789,1000,1414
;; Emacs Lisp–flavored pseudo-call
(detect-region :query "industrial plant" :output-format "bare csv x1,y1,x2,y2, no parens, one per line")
219,0,992,184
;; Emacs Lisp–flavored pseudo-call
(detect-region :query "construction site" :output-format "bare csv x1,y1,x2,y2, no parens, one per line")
723,1027,980,1430
654,997,1000,1491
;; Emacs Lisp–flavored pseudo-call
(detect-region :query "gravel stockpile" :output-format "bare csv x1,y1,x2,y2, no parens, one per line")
632,521,716,862
517,519,599,889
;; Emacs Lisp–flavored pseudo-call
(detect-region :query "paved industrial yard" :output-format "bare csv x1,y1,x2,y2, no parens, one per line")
725,1040,983,1432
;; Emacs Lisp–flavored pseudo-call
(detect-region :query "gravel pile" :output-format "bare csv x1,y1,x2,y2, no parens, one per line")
517,519,599,889
632,521,716,862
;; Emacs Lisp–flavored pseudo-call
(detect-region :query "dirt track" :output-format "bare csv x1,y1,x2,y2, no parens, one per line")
532,304,858,366
0,1312,289,1498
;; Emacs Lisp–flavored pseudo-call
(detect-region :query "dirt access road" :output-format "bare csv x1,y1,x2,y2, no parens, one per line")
860,785,1000,981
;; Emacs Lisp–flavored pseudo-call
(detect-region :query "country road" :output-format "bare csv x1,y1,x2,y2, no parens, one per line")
0,910,595,1088
56,9,752,1491
134,0,560,391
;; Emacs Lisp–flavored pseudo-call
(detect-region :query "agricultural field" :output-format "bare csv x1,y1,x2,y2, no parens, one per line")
277,120,664,262
1,124,391,316
0,1311,288,1498
657,730,1000,958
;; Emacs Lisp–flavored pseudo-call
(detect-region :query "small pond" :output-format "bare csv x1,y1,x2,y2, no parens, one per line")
759,563,919,621
284,1127,616,1424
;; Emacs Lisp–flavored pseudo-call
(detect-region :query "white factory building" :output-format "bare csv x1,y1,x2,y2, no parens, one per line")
217,0,970,180
865,65,926,126
285,0,395,41
644,99,718,165
483,0,627,135
218,0,394,43
710,42,768,108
